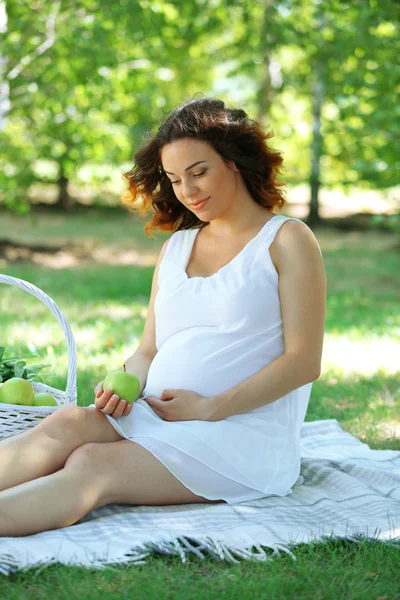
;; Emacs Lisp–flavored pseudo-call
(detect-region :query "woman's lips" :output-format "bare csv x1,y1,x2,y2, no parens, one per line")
190,197,210,210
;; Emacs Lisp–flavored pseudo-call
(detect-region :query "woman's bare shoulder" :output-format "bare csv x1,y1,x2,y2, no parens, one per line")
269,219,323,275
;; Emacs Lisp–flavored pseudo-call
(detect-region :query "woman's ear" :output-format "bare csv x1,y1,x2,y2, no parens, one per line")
226,159,240,173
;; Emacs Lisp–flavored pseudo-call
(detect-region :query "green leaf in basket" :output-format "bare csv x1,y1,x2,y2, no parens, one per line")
17,362,26,370
27,364,51,372
0,355,40,368
0,366,13,380
27,374,43,383
1,355,28,364
3,361,18,369
26,374,35,381
0,347,51,384
14,361,27,378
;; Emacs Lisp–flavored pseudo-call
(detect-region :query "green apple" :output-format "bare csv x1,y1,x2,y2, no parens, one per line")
0,377,35,406
33,392,58,407
103,370,140,404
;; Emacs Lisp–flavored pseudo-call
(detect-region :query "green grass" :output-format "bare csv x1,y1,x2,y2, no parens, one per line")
0,209,399,598
1,539,399,600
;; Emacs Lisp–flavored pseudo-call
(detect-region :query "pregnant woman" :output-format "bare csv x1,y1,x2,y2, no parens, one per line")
0,96,326,537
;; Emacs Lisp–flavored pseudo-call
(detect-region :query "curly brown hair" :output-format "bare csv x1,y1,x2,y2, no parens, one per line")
121,95,287,237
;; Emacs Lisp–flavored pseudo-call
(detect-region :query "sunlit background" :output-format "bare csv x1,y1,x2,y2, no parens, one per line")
0,0,398,217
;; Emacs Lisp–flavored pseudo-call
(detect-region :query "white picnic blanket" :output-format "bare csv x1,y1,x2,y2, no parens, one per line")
0,419,399,575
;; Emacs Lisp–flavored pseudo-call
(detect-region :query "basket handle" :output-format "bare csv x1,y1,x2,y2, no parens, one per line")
0,274,77,403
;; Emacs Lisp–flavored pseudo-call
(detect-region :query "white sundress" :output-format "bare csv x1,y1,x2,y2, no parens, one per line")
92,214,318,504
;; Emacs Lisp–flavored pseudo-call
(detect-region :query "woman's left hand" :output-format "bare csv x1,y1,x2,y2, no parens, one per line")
144,389,216,422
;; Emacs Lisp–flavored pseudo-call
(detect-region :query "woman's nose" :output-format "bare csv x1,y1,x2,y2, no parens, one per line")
181,179,198,198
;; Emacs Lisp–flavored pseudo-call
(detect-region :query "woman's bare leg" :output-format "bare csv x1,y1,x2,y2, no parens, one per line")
0,439,222,538
0,405,123,492
0,462,106,537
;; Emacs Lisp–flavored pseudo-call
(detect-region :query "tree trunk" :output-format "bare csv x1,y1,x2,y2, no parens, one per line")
0,1,9,134
256,0,275,125
308,73,324,226
55,165,72,211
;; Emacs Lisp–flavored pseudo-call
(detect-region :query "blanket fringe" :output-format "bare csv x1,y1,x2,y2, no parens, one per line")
132,530,400,567
1,531,399,576
0,553,19,576
140,536,297,565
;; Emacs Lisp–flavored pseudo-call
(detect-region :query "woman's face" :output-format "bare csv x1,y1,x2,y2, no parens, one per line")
160,138,239,218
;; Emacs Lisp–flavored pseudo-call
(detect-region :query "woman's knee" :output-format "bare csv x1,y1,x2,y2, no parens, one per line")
38,405,86,439
63,443,113,507
64,442,98,469
38,404,123,445
64,443,112,492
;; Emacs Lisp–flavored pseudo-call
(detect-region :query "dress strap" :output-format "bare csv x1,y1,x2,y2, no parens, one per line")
158,229,196,284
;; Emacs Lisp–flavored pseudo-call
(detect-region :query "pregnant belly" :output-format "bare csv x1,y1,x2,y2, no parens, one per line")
142,330,283,399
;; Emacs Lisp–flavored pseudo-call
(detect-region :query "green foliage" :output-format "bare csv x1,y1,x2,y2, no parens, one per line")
220,0,399,190
0,0,398,213
0,346,51,383
1,0,216,210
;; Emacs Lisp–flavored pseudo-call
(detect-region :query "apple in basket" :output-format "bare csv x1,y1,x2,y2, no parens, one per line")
33,392,57,407
0,377,35,406
103,370,140,404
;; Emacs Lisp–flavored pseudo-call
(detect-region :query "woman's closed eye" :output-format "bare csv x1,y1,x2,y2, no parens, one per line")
171,170,207,185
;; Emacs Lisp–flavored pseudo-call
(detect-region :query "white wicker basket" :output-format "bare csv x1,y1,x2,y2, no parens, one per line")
0,274,78,440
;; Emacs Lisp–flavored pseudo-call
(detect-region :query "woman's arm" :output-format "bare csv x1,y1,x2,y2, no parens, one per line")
208,221,326,421
120,238,170,395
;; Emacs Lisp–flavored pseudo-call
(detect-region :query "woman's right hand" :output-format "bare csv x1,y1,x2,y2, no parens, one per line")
93,381,133,418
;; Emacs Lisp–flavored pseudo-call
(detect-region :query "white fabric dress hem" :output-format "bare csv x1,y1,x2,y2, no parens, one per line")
93,405,299,504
